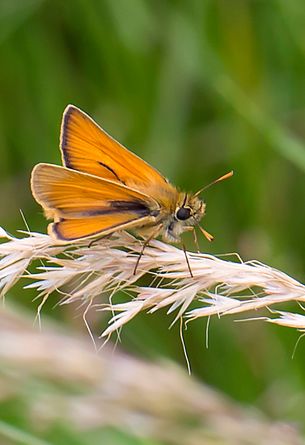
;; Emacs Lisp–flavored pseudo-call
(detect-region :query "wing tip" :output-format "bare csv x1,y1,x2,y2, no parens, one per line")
62,104,85,127
63,104,78,114
61,106,77,167
60,104,91,167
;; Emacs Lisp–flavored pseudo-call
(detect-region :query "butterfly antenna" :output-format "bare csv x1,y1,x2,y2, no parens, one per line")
194,170,233,197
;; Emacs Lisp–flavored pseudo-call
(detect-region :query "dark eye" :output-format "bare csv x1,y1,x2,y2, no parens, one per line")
176,207,191,221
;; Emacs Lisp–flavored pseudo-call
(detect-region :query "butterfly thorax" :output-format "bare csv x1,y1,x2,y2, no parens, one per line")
137,188,206,243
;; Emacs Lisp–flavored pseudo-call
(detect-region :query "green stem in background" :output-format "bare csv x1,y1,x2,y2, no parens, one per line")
0,420,52,445
214,76,305,173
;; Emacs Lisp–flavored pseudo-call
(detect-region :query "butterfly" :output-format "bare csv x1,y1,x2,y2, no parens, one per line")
31,105,232,272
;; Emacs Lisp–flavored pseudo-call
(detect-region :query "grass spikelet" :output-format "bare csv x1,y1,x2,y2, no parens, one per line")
0,227,304,336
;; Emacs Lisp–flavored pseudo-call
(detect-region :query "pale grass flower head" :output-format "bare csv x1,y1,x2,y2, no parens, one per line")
0,226,305,337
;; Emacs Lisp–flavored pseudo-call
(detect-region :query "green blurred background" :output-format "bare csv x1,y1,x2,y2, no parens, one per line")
1,0,305,443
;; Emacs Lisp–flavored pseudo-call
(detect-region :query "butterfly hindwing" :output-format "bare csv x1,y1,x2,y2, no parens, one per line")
49,214,152,241
31,163,158,240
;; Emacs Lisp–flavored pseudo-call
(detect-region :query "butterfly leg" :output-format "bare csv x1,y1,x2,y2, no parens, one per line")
133,225,162,275
192,227,200,253
181,243,193,278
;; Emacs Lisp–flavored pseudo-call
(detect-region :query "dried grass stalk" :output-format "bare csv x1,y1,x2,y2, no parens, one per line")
0,227,304,336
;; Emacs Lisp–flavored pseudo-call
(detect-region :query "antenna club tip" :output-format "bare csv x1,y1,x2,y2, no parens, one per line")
219,170,234,181
194,169,234,197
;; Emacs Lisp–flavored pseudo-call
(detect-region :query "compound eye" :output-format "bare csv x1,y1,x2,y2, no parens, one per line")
176,207,191,221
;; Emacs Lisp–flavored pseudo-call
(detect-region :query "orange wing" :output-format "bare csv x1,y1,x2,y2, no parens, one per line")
31,163,159,240
60,105,169,189
50,214,152,241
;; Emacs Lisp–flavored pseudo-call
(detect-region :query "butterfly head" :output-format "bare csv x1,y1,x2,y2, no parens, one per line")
162,193,205,243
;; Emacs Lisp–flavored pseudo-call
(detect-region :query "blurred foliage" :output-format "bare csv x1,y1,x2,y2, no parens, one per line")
0,0,305,443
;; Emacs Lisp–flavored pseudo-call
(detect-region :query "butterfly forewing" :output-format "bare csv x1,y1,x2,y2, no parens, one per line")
60,105,169,189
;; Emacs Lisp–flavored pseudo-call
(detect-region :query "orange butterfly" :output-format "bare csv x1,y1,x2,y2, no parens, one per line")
31,105,232,259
